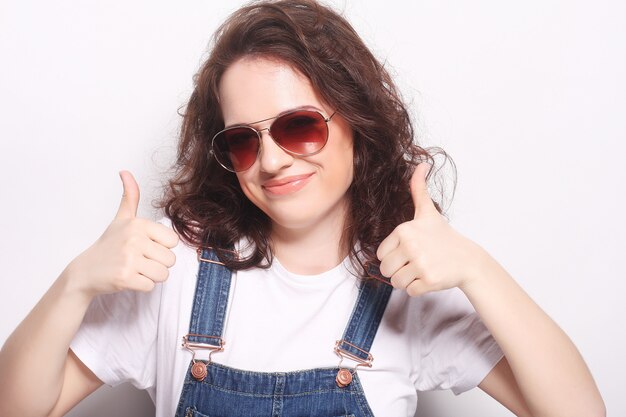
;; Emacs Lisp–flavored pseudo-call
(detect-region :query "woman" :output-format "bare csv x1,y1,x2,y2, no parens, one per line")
0,1,605,416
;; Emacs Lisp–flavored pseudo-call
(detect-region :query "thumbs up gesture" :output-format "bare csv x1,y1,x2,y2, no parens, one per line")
64,171,179,297
115,170,141,219
376,163,487,297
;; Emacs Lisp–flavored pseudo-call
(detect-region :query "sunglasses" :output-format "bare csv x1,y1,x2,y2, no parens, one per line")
211,108,336,172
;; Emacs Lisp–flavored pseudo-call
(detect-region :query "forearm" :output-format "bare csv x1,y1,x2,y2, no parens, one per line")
0,267,94,417
461,249,605,417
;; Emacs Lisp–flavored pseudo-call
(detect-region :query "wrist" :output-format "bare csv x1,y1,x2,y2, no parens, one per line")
57,260,96,307
459,244,500,297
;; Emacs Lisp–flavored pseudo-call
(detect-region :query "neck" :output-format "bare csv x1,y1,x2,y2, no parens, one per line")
270,202,350,275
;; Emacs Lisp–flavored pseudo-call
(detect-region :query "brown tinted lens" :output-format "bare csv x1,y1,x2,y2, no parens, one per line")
271,110,328,155
213,127,259,172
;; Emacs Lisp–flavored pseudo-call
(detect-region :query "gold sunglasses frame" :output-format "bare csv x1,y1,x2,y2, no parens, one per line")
211,108,337,173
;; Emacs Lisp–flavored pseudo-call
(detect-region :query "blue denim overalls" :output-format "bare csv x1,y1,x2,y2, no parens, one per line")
174,247,393,417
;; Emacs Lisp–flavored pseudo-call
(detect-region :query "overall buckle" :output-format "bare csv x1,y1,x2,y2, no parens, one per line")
181,334,225,382
196,246,239,265
334,339,373,387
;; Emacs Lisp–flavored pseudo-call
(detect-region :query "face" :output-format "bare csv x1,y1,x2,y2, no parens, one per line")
217,57,354,232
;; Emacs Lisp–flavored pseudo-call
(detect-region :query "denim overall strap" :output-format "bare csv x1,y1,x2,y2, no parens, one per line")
335,267,393,365
185,247,233,347
175,253,389,417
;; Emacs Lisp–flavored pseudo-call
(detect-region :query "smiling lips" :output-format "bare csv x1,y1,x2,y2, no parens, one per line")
262,173,315,195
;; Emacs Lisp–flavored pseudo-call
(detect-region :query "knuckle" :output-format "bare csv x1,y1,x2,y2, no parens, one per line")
158,225,179,248
160,267,170,281
390,275,403,289
119,251,135,269
152,265,168,282
125,233,141,247
166,251,177,267
394,224,407,238
420,272,435,287
139,280,156,293
409,251,425,268
378,262,390,277
116,265,134,282
395,222,414,239
118,230,139,250
111,275,130,292
112,255,137,285
407,285,420,297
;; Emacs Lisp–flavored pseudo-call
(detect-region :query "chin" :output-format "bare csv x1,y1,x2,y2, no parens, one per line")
269,212,320,230
256,194,350,232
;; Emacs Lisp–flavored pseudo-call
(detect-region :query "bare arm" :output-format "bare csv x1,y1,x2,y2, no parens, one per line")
0,171,177,417
0,269,99,416
47,349,104,417
378,163,605,417
462,251,605,417
479,357,532,417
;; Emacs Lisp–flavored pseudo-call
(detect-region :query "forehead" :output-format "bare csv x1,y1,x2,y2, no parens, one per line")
218,57,327,126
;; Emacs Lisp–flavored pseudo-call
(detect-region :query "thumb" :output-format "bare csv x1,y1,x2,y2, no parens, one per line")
410,162,434,218
115,170,140,219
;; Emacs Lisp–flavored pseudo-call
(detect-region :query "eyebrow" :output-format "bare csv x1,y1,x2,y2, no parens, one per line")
223,105,324,129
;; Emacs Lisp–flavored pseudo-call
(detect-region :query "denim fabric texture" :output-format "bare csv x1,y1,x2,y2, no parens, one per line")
186,249,232,348
175,248,392,417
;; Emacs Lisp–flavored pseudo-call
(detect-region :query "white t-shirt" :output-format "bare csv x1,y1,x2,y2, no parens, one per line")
70,217,503,417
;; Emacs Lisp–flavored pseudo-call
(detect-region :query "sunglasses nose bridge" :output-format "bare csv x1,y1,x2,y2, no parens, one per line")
256,126,296,172
257,127,280,148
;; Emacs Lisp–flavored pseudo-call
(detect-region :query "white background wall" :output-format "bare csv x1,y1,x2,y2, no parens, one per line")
1,0,624,416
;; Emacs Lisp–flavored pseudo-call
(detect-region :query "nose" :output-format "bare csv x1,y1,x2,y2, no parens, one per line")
257,129,294,173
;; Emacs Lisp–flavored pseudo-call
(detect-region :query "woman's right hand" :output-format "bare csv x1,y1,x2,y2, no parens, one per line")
64,170,179,297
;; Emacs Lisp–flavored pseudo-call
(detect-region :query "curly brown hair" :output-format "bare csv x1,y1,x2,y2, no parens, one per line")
156,0,456,277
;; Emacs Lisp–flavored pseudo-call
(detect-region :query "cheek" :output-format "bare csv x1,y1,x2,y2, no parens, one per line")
235,174,259,205
336,141,354,185
331,151,353,183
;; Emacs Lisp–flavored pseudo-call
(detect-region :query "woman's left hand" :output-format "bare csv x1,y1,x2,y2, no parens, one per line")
377,164,606,417
376,163,487,296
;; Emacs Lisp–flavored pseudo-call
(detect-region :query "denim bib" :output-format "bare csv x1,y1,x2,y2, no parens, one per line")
174,247,392,417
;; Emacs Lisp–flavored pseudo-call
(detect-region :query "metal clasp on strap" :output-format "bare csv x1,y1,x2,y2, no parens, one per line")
182,334,225,352
196,246,239,265
363,261,393,286
181,333,225,382
334,339,373,368
333,339,373,388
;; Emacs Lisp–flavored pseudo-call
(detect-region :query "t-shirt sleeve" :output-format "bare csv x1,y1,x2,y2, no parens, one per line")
412,287,504,395
69,284,162,390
